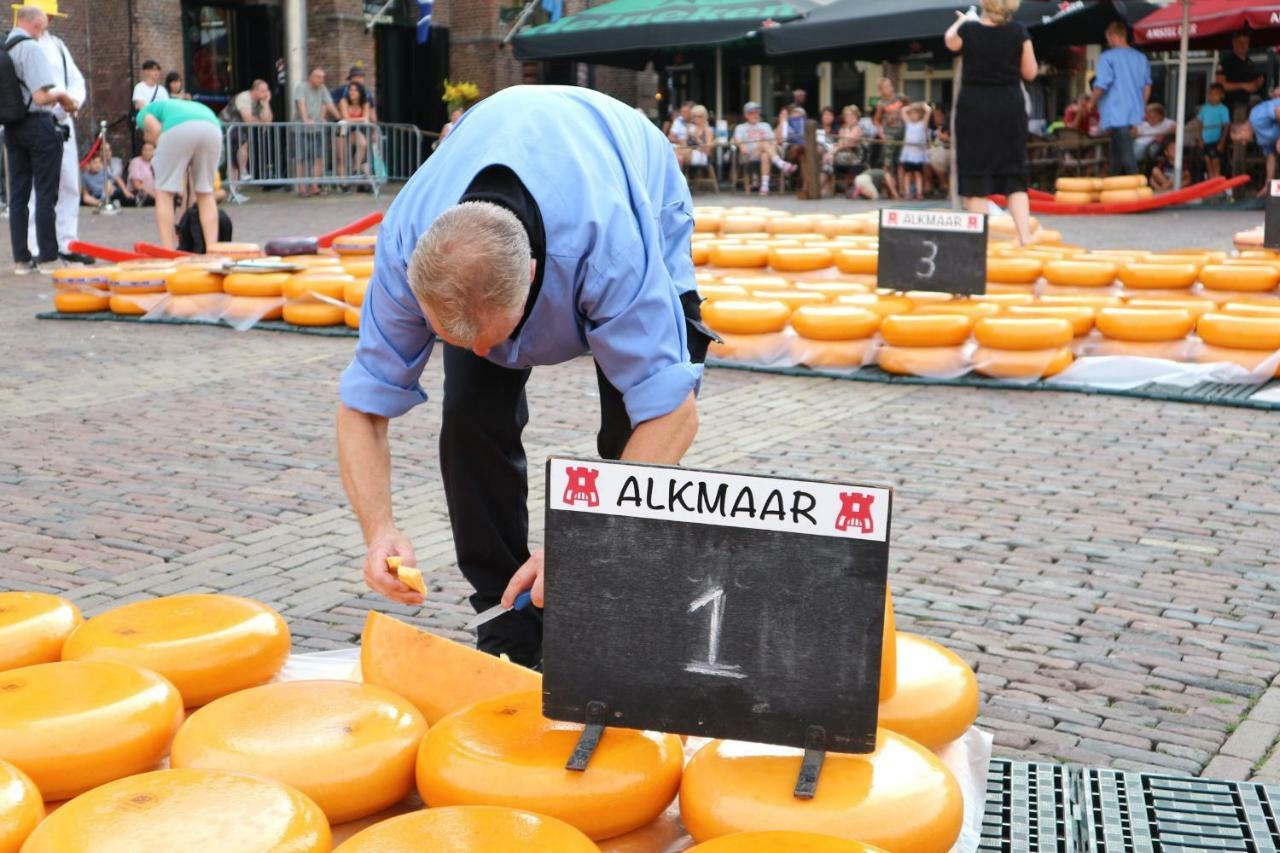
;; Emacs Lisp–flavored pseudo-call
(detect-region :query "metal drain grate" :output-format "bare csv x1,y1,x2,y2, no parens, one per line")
981,759,1075,853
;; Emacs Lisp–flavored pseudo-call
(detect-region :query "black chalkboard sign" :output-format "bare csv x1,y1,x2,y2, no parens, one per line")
1265,181,1280,250
878,208,988,296
542,457,892,755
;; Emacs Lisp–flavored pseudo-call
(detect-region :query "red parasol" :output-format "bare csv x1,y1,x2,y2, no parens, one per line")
1135,0,1280,46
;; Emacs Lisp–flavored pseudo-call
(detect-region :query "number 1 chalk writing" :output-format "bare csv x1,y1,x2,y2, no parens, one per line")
916,240,938,279
685,586,746,679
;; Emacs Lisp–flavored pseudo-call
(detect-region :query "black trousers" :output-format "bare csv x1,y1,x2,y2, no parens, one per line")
5,113,62,264
440,291,712,667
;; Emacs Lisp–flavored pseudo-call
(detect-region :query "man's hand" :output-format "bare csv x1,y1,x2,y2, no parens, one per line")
59,94,78,114
363,527,423,605
502,548,544,609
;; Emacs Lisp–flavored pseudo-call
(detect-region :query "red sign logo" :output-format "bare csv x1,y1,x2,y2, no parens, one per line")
967,215,980,229
885,211,899,226
563,466,601,507
835,492,875,534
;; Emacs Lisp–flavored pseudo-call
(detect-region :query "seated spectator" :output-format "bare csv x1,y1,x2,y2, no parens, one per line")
1198,82,1230,179
1063,93,1097,135
81,152,122,212
681,104,714,171
667,101,693,148
165,72,192,100
128,142,157,206
437,107,464,145
852,166,900,201
1133,103,1175,164
220,79,274,184
833,106,867,196
1150,139,1189,192
777,105,810,189
732,101,794,196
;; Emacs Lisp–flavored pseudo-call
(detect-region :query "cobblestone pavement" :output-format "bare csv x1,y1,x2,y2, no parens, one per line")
2,189,1278,782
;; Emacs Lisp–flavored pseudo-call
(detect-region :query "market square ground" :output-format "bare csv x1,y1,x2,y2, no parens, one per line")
1,191,1277,783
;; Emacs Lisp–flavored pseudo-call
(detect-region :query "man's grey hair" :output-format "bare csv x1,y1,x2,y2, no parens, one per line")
408,201,531,345
15,5,47,24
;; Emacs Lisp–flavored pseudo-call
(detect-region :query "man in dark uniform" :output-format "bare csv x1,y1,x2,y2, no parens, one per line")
1216,30,1263,117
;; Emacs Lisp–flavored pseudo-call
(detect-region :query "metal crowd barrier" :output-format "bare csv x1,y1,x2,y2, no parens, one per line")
222,121,428,200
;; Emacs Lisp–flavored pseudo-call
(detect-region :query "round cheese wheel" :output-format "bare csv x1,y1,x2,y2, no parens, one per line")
880,314,973,347
710,332,791,364
1086,338,1195,360
0,759,41,853
719,274,789,288
1055,177,1099,193
1196,313,1280,350
764,217,813,235
332,234,378,255
692,243,710,265
1124,297,1217,319
790,338,876,369
749,289,826,310
877,345,969,376
698,284,750,302
344,278,369,306
171,680,427,823
1036,294,1122,310
689,831,886,852
720,215,767,234
207,241,262,258
0,660,182,800
1053,191,1095,205
62,594,290,708
1004,305,1096,336
702,300,791,335
284,302,346,326
21,768,330,853
694,212,723,234
1137,187,1155,199
710,243,769,268
167,268,223,295
1101,174,1147,190
0,592,81,672
793,282,871,300
1222,301,1280,318
972,345,1074,379
680,731,963,851
1096,307,1195,342
52,267,113,290
912,301,1001,320
769,247,833,272
345,307,361,328
341,259,375,279
1194,344,1280,376
974,317,1073,351
1043,260,1117,288
835,249,878,275
1098,189,1141,204
417,691,683,840
986,257,1042,285
817,219,866,237
109,293,166,315
1199,264,1280,293
791,306,880,341
224,296,284,323
333,805,599,853
53,291,111,312
836,293,913,317
224,272,289,297
976,293,1035,307
283,271,352,301
1118,262,1198,290
111,268,172,293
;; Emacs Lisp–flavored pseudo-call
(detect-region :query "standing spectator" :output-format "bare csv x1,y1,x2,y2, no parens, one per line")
731,100,793,196
333,63,375,111
131,59,168,112
4,5,78,275
1216,31,1263,118
164,71,191,100
926,105,951,197
1132,103,1175,165
135,98,222,251
873,78,907,177
899,102,931,200
1091,21,1151,176
946,0,1038,245
338,81,375,185
293,67,339,197
127,141,157,205
1198,84,1230,179
25,9,93,265
221,79,273,185
1249,89,1280,196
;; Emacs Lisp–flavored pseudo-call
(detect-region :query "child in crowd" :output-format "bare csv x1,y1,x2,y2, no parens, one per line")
1198,83,1230,179
1133,103,1176,165
1150,139,1189,193
898,102,931,200
80,148,133,212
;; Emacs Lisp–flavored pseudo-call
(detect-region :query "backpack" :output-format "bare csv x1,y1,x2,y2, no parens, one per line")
176,206,233,254
0,32,32,126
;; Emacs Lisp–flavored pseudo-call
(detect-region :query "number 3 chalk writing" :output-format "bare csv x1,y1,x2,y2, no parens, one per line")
916,240,938,279
685,586,746,679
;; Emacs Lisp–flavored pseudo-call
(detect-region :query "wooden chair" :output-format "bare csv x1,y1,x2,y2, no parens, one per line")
1054,128,1107,177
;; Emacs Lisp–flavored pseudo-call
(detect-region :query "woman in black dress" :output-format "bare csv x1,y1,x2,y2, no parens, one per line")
945,0,1039,245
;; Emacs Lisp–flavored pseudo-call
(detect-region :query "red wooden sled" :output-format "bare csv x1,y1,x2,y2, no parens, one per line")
991,175,1248,215
317,211,383,248
67,241,146,262
134,242,193,259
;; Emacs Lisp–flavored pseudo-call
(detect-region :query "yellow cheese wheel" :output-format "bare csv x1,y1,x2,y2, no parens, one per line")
345,307,361,328
1053,191,1096,205
710,332,790,363
1043,259,1117,288
341,259,375,279
0,592,81,672
53,291,111,312
702,300,791,335
1055,177,1100,193
166,268,223,295
749,289,826,310
834,249,878,275
972,345,1074,379
1118,262,1198,290
877,345,968,376
769,247,833,272
110,268,172,293
765,217,814,235
224,271,289,297
1101,174,1147,190
1005,305,1096,336
790,338,876,369
224,295,284,323
333,805,599,853
986,256,1042,285
689,831,886,852
709,243,769,268
694,212,723,234
791,306,880,341
0,759,41,853
1098,189,1141,204
880,314,973,347
680,731,963,851
52,267,113,290
698,284,750,302
1087,339,1195,360
720,215,767,234
816,219,866,237
692,243,710,265
417,691,683,841
1194,345,1280,376
0,660,182,800
1222,301,1280,318
345,278,369,306
878,632,979,748
836,293,913,317
1137,187,1155,199
719,274,789,289
21,767,330,853
62,594,290,708
207,241,262,257
1196,313,1280,350
976,293,1035,307
333,234,378,255
171,680,426,823
793,282,871,300
284,254,344,270
284,302,346,326
1036,294,1122,310
361,611,541,725
1124,297,1216,319
1199,264,1280,293
912,301,1001,320
283,271,352,301
109,293,167,315
974,317,1073,350
1096,307,1195,342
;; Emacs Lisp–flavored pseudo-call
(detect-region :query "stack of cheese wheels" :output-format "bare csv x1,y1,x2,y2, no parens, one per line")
688,831,887,852
877,313,973,377
207,241,262,259
0,591,81,671
0,660,183,800
702,300,792,364
20,768,331,853
416,690,683,841
789,305,880,368
1097,173,1152,203
1042,258,1118,295
110,267,173,315
171,680,427,822
1092,306,1196,359
0,759,41,852
1198,264,1280,304
1195,313,1280,375
1117,261,1199,296
283,270,353,326
61,594,290,707
679,731,963,851
223,271,288,321
333,805,599,853
165,265,226,319
1053,176,1101,205
345,277,368,328
332,234,377,256
51,267,113,313
971,317,1075,379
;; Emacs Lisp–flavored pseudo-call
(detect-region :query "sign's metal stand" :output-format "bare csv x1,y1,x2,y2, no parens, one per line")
793,725,828,799
565,700,609,772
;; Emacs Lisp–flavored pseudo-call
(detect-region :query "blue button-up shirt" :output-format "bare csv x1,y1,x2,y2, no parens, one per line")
1094,46,1151,130
339,86,700,427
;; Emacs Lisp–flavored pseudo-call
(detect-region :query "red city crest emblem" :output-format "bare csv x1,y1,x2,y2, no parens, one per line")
835,491,874,534
563,466,601,507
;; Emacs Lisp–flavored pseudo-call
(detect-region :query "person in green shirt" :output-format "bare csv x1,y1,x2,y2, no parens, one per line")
136,99,222,250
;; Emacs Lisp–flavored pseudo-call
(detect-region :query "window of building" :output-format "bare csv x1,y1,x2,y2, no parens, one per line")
183,3,234,97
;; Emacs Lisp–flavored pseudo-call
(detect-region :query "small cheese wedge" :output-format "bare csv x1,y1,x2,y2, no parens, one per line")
387,557,427,596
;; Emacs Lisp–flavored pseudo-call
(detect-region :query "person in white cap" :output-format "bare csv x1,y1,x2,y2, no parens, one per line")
732,101,794,196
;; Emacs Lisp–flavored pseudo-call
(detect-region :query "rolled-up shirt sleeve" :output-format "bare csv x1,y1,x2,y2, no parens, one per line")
339,240,435,418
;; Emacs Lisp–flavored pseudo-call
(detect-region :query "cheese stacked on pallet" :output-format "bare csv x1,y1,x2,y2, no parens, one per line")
702,300,793,364
345,277,369,329
0,759,42,853
877,314,973,377
1053,175,1152,205
110,267,174,315
789,305,881,368
223,271,288,322
0,592,81,672
1194,313,1280,375
1090,306,1197,360
971,317,1075,379
333,805,599,853
688,832,887,852
51,267,113,313
283,270,354,326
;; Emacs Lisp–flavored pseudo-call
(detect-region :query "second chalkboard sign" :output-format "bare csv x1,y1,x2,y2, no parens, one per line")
878,208,988,296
